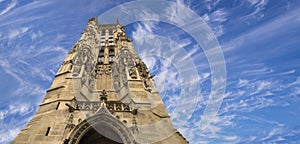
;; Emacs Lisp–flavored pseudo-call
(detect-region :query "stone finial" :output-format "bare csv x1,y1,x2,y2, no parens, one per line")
100,89,108,102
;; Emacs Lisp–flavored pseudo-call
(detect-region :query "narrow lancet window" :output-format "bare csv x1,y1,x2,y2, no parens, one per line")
56,102,60,110
45,127,51,136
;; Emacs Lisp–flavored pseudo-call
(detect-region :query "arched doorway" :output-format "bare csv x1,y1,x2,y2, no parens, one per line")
67,108,136,144
79,126,123,144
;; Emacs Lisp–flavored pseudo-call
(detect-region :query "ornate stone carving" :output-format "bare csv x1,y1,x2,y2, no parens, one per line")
106,103,114,111
65,114,76,133
135,58,153,91
72,44,96,88
95,65,111,77
99,89,108,102
85,26,96,38
76,100,133,113
112,47,135,100
131,115,139,135
129,67,137,79
112,66,121,92
136,58,150,79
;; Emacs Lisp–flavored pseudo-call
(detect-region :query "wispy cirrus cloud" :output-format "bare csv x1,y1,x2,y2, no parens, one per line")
0,1,53,27
165,0,195,26
0,128,21,144
8,27,30,40
202,8,229,37
239,127,300,143
242,0,269,20
218,75,299,124
0,104,34,121
225,6,300,53
221,79,276,113
202,8,228,23
179,113,239,143
185,73,300,143
0,56,45,98
30,30,43,40
204,0,221,11
0,0,18,16
0,103,36,144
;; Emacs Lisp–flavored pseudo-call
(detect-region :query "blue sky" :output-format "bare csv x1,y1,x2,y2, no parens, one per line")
0,0,300,143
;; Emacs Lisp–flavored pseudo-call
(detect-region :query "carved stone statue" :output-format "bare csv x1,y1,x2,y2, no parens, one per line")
129,67,137,79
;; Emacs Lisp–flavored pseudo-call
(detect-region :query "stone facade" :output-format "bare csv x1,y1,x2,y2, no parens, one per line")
12,18,188,144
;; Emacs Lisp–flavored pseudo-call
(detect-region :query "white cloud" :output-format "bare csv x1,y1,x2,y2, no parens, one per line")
239,127,300,143
0,128,21,143
237,79,249,88
202,8,228,37
221,78,278,114
0,104,35,143
0,1,53,27
0,57,23,83
261,128,282,141
132,22,156,46
221,74,300,116
255,81,271,93
0,112,5,121
207,8,228,23
8,29,20,39
0,104,34,121
276,69,296,75
243,0,268,20
9,104,33,116
242,66,273,76
0,0,18,16
30,30,43,40
223,135,239,141
0,56,45,97
179,114,238,143
165,0,195,26
26,46,68,62
204,0,221,11
226,6,300,53
211,25,224,37
8,27,30,39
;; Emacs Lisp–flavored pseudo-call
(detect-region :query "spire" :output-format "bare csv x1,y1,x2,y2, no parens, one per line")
116,16,120,25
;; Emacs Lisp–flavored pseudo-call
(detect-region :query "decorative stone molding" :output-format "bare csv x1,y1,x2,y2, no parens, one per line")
75,100,134,114
95,64,111,77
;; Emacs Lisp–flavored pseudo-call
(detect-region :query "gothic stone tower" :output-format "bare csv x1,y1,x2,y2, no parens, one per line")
13,18,188,144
